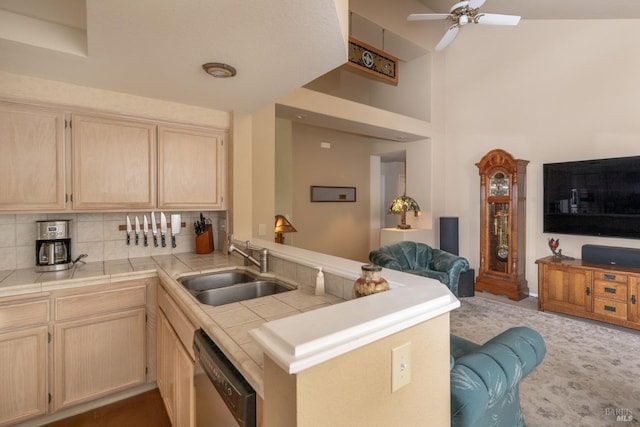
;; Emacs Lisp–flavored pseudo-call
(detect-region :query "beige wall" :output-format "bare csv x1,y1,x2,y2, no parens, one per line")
290,123,373,262
263,313,450,427
275,118,294,226
0,71,229,128
442,20,640,295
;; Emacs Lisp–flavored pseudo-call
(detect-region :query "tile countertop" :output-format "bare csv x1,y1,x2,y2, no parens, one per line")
0,250,345,399
0,240,460,400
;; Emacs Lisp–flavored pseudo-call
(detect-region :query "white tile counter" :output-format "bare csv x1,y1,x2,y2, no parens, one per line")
0,239,460,400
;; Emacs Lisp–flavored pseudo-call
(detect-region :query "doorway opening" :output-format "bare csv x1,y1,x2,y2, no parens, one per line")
380,150,406,228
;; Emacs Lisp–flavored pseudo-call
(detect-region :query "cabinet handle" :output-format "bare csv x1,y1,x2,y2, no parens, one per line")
604,287,617,294
632,295,637,304
604,273,616,280
604,305,616,313
586,287,591,296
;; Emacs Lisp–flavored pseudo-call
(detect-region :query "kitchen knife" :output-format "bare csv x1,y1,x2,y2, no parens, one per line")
143,215,149,246
126,215,132,245
151,212,158,247
171,214,181,248
160,212,168,247
134,216,140,245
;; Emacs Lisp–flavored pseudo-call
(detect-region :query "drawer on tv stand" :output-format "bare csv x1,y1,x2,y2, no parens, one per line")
593,297,628,321
593,281,628,302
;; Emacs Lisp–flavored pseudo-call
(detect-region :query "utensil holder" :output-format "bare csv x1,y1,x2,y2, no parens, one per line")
195,225,214,254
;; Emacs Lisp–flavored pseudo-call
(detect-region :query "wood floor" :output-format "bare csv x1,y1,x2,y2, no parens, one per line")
42,389,171,427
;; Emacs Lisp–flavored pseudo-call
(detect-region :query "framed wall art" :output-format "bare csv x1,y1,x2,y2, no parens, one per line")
310,186,356,202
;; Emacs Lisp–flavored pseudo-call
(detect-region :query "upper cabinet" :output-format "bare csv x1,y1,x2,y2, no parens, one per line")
0,102,67,211
158,125,226,210
0,101,228,213
72,114,157,210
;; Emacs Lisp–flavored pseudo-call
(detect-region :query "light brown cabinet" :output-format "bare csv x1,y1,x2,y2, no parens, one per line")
537,257,640,331
0,297,50,426
158,125,226,210
71,114,157,210
0,100,228,212
52,281,148,411
0,102,67,211
157,285,195,427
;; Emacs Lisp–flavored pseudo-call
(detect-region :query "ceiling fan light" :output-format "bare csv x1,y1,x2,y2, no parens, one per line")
459,14,469,25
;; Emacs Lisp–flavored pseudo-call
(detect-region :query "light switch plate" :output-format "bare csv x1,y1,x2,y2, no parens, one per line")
391,342,411,392
258,223,266,235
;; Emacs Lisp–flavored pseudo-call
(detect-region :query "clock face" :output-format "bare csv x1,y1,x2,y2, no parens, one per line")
489,172,509,197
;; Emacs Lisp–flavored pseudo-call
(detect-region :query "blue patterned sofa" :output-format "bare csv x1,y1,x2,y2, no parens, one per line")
450,326,546,427
368,241,469,296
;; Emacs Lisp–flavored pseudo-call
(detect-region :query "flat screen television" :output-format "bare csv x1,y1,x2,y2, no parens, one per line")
543,155,640,239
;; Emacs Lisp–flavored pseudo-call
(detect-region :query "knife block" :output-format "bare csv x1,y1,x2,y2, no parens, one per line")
195,225,214,254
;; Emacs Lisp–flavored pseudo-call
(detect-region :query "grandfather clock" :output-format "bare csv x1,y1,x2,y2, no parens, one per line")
476,149,529,301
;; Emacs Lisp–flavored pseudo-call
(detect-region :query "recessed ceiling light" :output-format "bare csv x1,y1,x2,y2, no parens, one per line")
202,62,237,78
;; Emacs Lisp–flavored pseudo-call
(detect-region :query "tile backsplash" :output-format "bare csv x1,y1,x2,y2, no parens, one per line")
0,211,226,271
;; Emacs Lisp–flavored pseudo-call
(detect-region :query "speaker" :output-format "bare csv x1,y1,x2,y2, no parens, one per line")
458,268,475,298
440,217,459,256
582,244,640,269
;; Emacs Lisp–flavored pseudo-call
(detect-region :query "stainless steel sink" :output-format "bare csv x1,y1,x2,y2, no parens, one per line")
196,280,293,306
179,271,258,292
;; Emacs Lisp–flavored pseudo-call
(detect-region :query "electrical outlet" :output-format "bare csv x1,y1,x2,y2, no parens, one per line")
391,342,411,392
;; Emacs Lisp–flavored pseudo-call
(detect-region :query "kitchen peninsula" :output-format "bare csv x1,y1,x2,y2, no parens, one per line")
0,240,458,427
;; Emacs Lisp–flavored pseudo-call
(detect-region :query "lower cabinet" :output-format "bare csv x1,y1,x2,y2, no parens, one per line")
53,309,146,410
0,279,152,426
538,262,592,315
0,326,49,425
0,297,49,426
537,256,640,330
157,286,195,427
52,281,148,411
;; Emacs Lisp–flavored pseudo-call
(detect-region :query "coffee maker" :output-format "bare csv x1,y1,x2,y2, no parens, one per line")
35,220,72,272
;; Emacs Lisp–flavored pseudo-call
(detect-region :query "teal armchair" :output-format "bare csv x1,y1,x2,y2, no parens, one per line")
450,326,546,427
368,241,469,296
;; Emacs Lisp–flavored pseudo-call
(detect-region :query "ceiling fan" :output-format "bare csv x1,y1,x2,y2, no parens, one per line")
408,0,521,51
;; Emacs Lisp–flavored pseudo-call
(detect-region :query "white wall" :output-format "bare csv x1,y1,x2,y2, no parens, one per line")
442,20,640,294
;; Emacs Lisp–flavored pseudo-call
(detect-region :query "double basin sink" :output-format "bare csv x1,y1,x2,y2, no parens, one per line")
178,269,295,306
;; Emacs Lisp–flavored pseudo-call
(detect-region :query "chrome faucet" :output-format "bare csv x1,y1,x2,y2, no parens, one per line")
228,242,268,273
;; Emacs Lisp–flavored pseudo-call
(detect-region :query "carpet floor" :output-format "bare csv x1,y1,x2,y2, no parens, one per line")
451,296,640,426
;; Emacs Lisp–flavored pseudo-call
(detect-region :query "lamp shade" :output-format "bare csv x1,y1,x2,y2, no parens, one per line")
388,195,421,229
274,215,297,243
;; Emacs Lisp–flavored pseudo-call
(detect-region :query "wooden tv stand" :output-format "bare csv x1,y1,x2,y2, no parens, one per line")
536,256,640,331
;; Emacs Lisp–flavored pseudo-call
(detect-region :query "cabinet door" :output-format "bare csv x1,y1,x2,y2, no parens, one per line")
542,265,592,313
174,338,195,427
0,102,66,211
158,125,226,210
72,114,156,210
53,308,146,410
630,276,640,324
157,310,176,422
0,326,48,425
157,309,194,427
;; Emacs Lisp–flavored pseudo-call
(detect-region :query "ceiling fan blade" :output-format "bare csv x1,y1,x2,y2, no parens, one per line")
474,13,521,26
468,0,486,9
407,13,451,21
435,24,460,51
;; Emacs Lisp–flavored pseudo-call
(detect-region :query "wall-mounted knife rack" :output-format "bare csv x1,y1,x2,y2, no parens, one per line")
118,222,186,231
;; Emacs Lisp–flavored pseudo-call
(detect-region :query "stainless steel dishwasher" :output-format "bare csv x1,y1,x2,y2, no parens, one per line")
193,329,256,427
